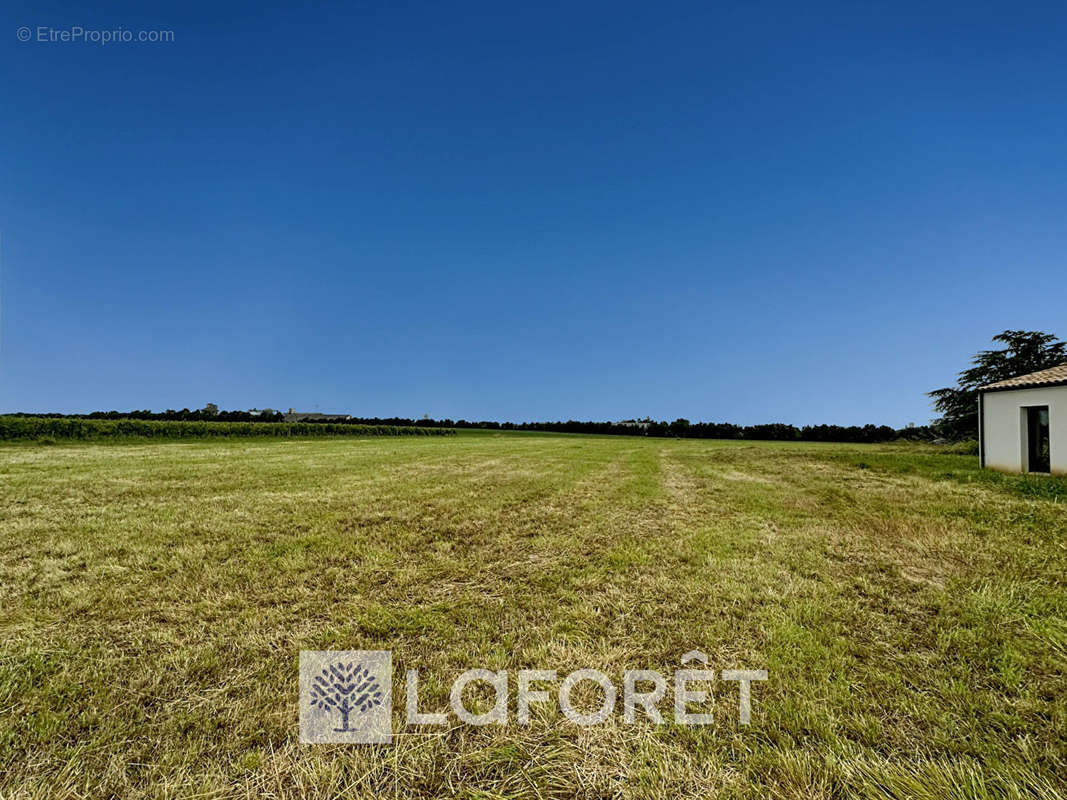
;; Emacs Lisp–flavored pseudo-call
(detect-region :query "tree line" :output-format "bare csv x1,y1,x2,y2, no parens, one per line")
8,330,1061,444
5,409,930,444
0,417,455,442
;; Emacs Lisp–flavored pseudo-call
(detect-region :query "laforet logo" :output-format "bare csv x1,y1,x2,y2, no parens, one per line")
299,649,766,745
300,651,393,744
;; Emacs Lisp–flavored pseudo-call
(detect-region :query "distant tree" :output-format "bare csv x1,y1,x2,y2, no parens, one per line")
669,418,691,437
743,423,799,441
929,330,1066,440
201,403,219,417
645,420,669,437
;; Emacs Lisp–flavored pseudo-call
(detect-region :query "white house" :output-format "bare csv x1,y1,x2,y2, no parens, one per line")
979,364,1067,474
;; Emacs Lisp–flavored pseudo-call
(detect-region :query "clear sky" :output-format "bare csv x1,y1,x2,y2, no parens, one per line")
3,2,1065,426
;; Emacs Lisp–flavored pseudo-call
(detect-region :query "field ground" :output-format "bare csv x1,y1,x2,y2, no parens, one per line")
1,434,1064,799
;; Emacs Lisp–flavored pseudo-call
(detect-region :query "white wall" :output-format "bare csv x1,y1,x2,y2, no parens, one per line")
981,385,1067,474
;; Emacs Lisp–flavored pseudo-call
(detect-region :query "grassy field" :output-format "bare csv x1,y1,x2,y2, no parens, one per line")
1,434,1064,799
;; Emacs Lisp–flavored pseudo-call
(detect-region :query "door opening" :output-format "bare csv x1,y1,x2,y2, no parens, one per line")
1025,406,1051,473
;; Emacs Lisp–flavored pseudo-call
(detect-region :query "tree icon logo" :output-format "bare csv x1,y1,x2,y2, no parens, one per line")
300,650,393,743
309,661,385,732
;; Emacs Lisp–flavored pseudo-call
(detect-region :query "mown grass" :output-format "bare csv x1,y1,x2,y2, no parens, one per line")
0,435,1063,799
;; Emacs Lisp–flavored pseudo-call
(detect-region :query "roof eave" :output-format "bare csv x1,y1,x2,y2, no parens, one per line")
979,379,1067,393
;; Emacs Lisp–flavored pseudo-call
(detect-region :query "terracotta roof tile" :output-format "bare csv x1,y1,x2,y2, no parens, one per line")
981,364,1067,391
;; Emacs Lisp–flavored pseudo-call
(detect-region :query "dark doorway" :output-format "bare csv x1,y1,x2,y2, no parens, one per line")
1026,406,1051,473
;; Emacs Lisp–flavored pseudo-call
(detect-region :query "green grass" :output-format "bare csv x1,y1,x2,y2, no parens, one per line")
0,435,1064,798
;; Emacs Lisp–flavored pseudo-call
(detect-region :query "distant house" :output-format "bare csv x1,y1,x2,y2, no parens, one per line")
979,365,1067,474
616,420,651,431
283,408,352,423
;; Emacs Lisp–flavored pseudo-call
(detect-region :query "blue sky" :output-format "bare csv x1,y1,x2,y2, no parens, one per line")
3,1,1065,426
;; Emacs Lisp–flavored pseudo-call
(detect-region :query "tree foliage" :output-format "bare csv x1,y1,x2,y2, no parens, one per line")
929,330,1066,440
0,411,930,444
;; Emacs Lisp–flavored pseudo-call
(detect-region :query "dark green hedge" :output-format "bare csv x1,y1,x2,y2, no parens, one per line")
0,417,456,441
